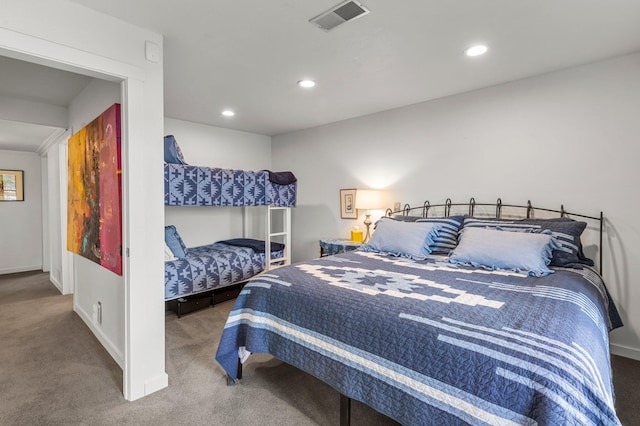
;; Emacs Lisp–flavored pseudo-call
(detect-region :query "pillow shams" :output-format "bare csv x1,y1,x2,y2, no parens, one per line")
361,219,442,260
165,225,188,258
449,227,559,277
461,217,592,267
415,215,465,254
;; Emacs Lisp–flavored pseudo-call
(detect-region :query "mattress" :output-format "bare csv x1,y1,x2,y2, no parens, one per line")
164,242,284,300
164,163,296,207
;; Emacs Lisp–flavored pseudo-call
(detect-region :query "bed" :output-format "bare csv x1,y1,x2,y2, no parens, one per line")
215,199,623,425
164,238,285,301
163,135,296,315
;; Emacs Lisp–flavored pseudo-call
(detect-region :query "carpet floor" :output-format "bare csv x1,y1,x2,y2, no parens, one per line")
0,271,638,425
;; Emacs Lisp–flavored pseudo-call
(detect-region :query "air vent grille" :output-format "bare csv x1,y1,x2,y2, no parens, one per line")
309,1,370,31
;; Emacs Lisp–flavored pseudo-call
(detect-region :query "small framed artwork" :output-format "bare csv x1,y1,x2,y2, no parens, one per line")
340,188,357,219
0,169,24,201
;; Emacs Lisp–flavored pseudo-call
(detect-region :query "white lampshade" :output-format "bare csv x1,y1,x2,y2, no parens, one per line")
355,189,382,210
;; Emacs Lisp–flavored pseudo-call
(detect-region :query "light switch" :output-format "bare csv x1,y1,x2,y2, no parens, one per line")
145,40,160,63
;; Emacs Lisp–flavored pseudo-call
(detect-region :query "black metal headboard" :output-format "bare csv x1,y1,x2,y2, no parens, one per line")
385,198,604,274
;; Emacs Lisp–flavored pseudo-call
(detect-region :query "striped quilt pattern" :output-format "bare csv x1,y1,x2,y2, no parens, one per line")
216,251,622,425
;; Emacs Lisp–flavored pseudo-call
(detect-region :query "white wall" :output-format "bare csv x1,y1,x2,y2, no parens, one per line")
272,52,640,359
2,0,166,400
164,118,272,247
0,150,42,274
67,79,124,363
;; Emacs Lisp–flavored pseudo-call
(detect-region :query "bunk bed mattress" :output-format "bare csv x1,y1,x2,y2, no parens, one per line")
164,164,296,207
216,250,622,425
164,242,284,300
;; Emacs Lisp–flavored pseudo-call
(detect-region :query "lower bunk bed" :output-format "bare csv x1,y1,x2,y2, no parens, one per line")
165,230,285,317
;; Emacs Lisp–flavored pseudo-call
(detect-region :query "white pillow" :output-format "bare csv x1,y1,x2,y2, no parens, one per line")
448,227,559,277
164,242,177,261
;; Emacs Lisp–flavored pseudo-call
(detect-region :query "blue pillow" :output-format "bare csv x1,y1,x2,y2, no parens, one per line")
448,227,559,277
461,217,592,267
361,219,441,260
164,135,186,164
165,225,188,258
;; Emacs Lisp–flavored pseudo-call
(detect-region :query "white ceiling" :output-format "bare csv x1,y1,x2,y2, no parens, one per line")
2,0,640,151
0,55,92,152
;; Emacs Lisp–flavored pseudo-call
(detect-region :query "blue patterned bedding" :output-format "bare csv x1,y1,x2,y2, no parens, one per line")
216,251,622,425
164,242,284,300
164,163,296,207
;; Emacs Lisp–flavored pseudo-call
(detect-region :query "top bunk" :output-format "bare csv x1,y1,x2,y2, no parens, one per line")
163,135,297,207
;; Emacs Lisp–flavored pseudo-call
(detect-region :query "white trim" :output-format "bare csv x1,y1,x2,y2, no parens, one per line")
0,27,144,82
610,343,640,361
37,128,68,156
74,299,124,368
0,265,42,275
58,142,74,295
144,373,169,396
50,273,63,293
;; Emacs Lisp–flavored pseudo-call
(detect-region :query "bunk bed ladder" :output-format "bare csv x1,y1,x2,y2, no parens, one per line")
265,206,291,271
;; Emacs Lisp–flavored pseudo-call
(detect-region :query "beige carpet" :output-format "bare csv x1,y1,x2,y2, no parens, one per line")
0,271,638,425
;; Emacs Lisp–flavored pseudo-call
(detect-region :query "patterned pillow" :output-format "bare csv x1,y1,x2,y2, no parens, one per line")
415,216,465,255
165,225,188,258
461,217,592,267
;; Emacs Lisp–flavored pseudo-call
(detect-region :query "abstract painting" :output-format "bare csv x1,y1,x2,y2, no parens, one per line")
67,103,122,275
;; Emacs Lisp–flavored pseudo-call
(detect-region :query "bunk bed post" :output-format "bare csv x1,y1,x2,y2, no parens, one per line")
265,206,292,271
265,205,272,271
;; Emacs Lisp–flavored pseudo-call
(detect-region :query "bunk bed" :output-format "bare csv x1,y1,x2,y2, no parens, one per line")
215,198,622,425
163,135,296,316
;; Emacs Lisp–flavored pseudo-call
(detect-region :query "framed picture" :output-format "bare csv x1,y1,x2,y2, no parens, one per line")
0,169,24,201
340,188,357,219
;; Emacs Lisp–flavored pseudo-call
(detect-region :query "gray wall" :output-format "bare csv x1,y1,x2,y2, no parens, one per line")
0,150,42,273
272,52,640,359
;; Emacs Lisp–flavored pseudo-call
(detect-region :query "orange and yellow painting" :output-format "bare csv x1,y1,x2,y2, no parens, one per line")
67,103,122,275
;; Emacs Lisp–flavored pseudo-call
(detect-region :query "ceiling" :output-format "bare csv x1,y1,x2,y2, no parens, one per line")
2,0,640,151
0,55,92,152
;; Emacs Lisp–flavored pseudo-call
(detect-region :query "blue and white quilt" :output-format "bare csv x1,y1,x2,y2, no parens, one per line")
164,243,284,300
216,251,622,425
164,163,296,207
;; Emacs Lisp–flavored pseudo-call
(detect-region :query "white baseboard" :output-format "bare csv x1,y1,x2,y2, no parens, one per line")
610,343,640,361
144,373,169,397
0,265,42,275
50,274,63,293
74,302,124,369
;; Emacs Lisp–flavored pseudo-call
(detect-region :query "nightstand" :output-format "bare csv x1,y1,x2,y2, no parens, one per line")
319,238,363,257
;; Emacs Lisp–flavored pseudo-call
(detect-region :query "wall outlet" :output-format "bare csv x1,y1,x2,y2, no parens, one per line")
393,202,401,212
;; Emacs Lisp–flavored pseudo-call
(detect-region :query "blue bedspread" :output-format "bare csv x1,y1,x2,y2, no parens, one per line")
164,163,296,207
216,251,622,425
164,242,284,300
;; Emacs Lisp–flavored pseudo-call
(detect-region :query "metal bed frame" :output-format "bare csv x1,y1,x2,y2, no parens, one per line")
385,197,604,275
234,197,604,426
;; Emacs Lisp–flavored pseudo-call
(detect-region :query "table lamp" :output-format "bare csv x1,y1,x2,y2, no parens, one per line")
355,189,382,243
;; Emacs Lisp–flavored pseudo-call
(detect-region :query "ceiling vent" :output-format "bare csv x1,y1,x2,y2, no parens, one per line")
309,1,370,32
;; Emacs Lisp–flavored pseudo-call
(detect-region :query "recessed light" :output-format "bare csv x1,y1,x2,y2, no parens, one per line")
297,79,316,88
222,109,235,117
465,44,488,57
